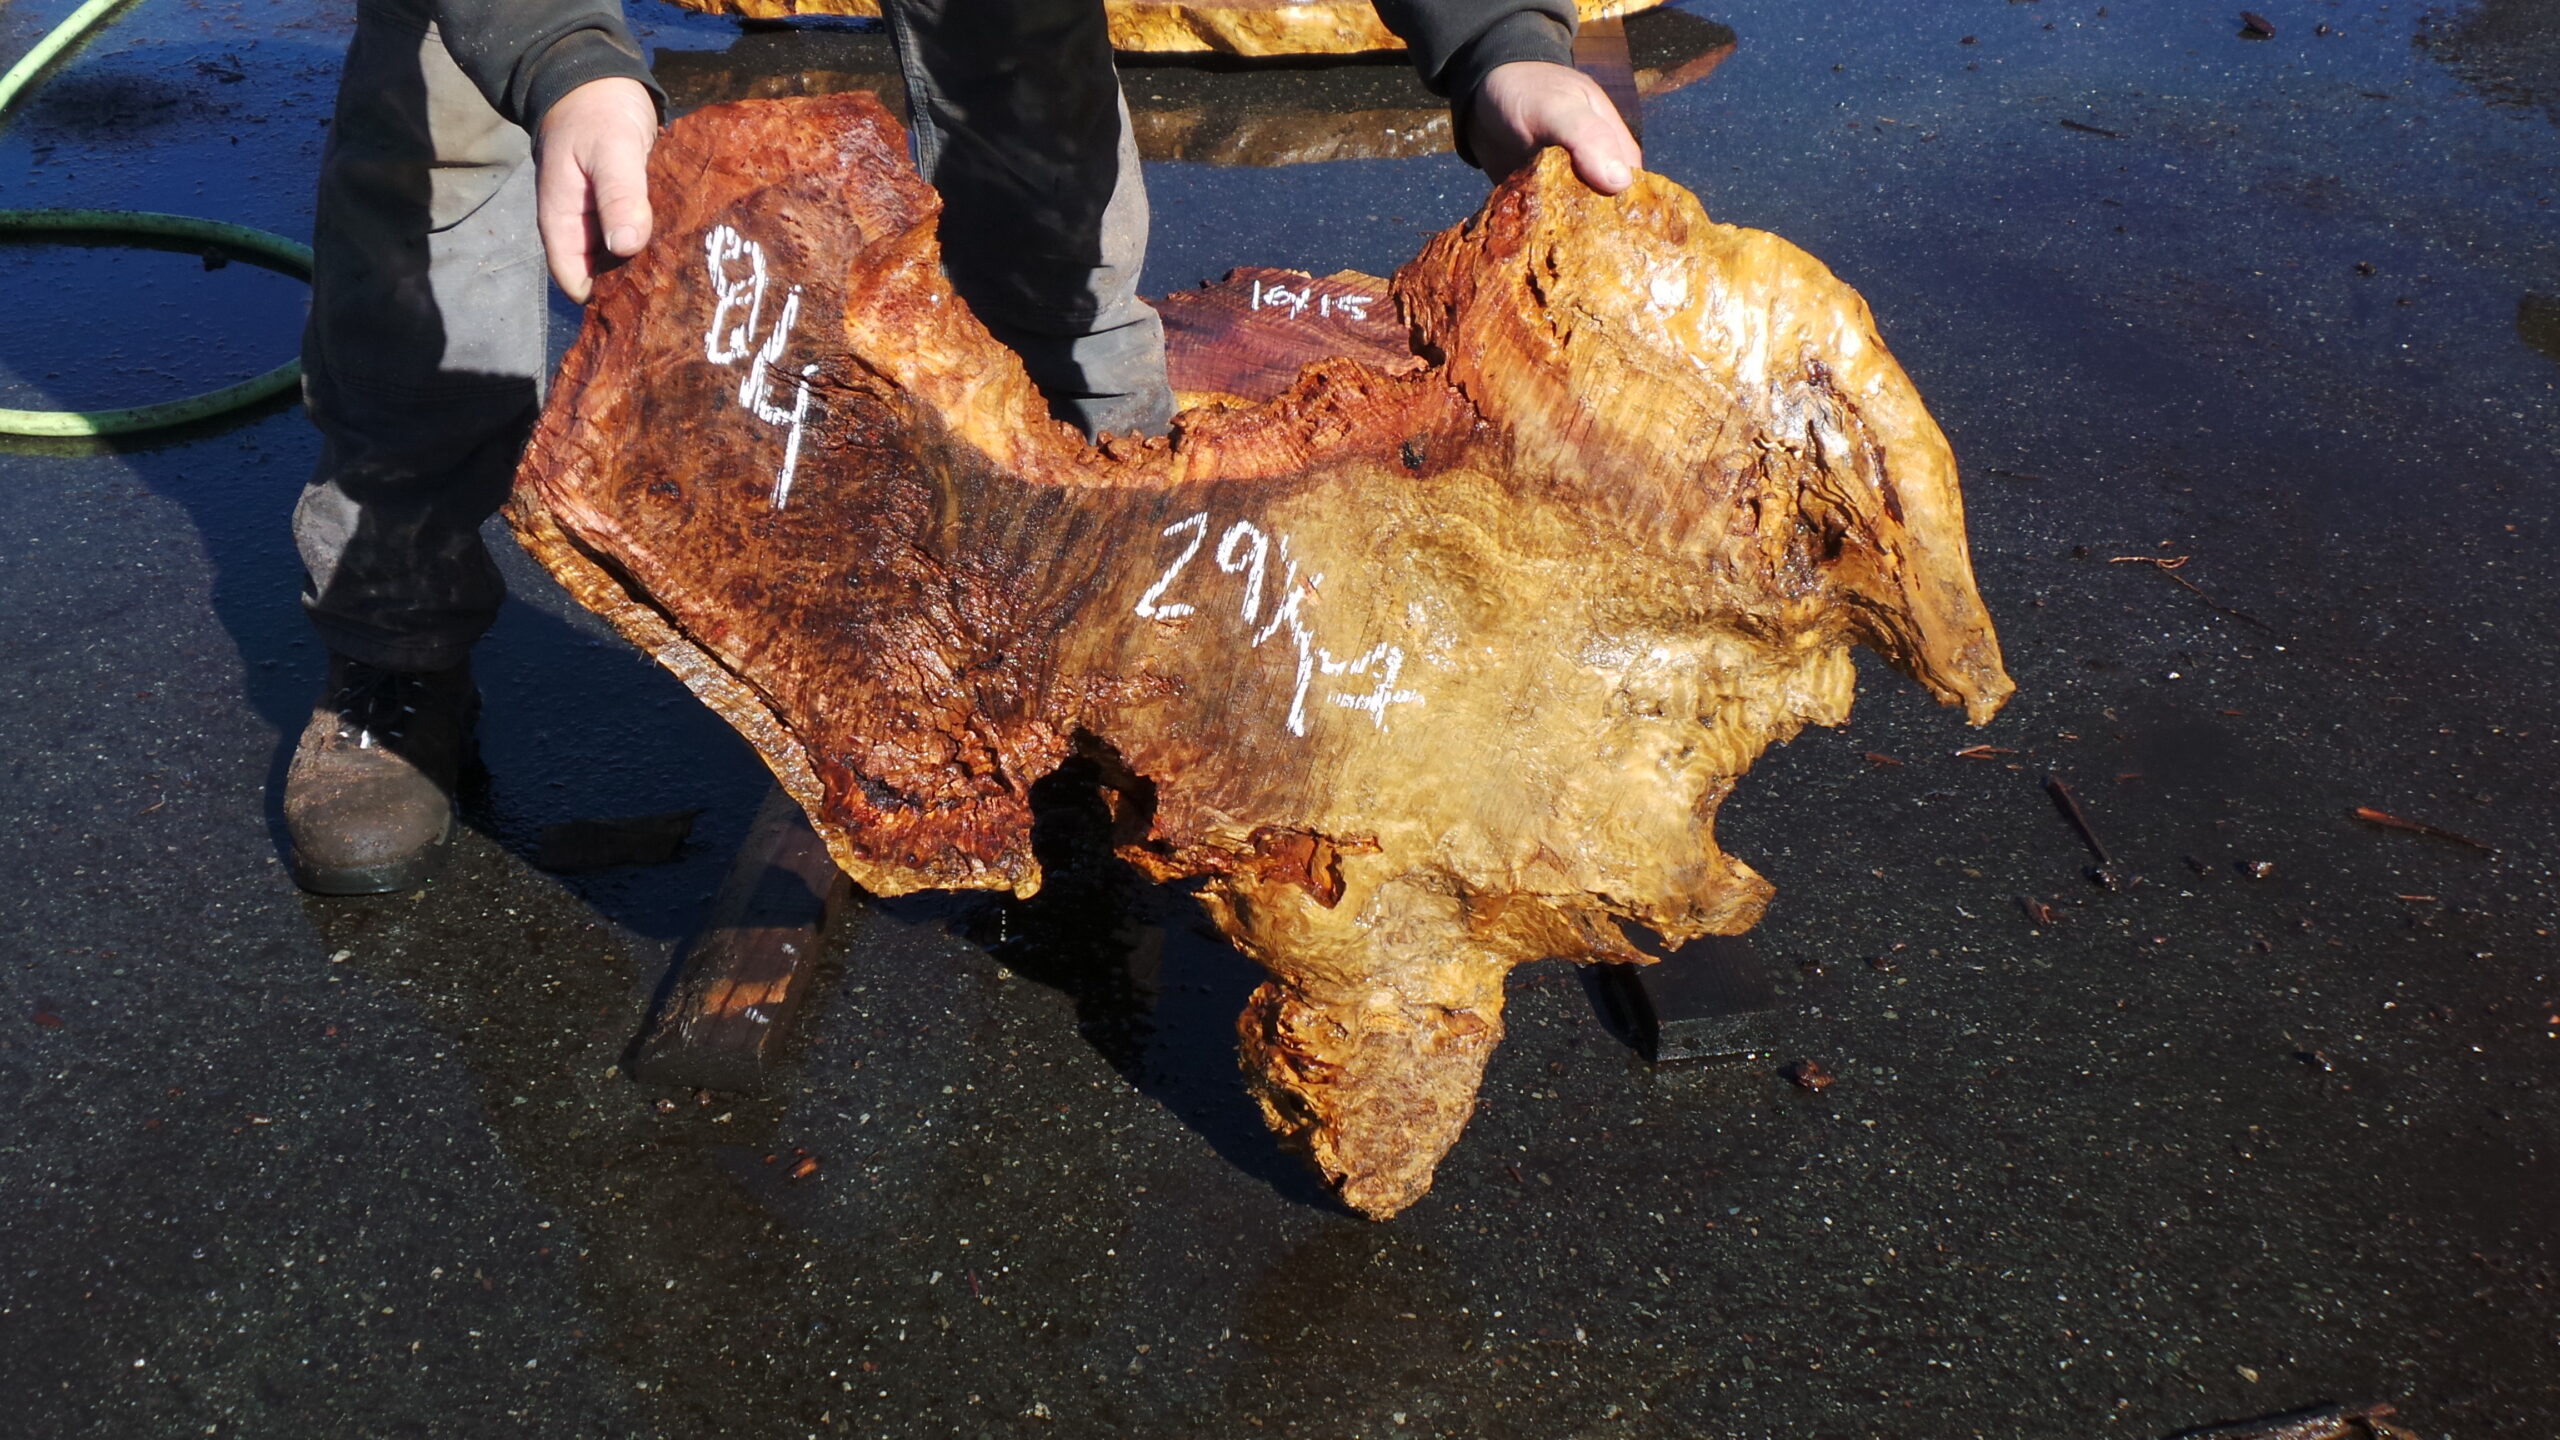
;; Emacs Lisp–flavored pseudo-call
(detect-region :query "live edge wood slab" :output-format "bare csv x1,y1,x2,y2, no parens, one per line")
666,0,1663,57
652,9,1733,170
509,94,2013,1218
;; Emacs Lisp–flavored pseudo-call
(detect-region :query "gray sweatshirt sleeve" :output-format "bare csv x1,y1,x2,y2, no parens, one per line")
432,0,666,133
1372,0,1579,102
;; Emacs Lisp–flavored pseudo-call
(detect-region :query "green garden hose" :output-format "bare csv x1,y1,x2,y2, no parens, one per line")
0,0,314,437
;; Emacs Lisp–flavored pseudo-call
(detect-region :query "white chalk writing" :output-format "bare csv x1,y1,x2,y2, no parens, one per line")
1320,643,1422,729
1250,277,1373,323
1214,520,1269,623
1133,512,1208,619
703,223,817,510
1133,511,1422,738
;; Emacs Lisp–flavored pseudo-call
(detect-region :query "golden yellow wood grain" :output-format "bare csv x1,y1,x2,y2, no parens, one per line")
664,0,1664,55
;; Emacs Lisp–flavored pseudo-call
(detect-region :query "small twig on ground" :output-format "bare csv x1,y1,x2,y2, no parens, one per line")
2045,773,2129,888
2107,554,2270,628
2353,806,2493,853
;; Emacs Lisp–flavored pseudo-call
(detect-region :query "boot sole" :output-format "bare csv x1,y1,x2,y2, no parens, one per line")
289,808,457,896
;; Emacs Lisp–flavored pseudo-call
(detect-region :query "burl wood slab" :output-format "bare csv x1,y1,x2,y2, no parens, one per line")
510,94,2012,1218
654,10,1732,169
665,0,1661,55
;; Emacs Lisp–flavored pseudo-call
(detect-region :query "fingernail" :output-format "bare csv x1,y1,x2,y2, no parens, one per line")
1602,161,1631,190
606,226,639,253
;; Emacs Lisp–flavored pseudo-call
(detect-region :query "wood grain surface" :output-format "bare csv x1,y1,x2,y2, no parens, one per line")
661,0,1665,56
510,95,2010,1216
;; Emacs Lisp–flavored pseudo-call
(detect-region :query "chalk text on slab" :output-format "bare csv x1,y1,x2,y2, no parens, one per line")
702,223,818,510
1135,512,1424,737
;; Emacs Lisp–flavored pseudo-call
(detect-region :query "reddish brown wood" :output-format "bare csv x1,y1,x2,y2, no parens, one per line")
511,94,2011,1217
1633,14,1736,100
1159,267,1413,403
632,786,854,1091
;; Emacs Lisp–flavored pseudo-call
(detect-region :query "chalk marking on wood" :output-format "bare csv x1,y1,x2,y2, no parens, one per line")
1321,643,1423,730
701,222,818,510
1250,538,1316,650
704,224,764,363
1135,511,1210,619
1216,520,1270,623
1249,275,1376,324
1138,510,1431,737
1285,612,1317,737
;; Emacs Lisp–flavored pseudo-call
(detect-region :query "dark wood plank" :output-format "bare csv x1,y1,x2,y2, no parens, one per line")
1627,7,1737,101
632,785,854,1090
1588,934,1779,1064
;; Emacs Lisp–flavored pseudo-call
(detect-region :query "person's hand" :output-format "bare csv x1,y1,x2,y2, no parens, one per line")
535,76,658,303
1468,60,1643,194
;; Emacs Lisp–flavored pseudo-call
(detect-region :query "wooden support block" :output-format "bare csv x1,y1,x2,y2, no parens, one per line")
632,785,855,1091
1588,934,1779,1064
1628,11,1737,102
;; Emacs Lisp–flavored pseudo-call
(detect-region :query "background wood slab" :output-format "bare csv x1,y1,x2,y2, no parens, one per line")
662,0,1665,56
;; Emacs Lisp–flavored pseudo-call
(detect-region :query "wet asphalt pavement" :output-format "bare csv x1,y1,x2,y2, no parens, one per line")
3,0,2558,1437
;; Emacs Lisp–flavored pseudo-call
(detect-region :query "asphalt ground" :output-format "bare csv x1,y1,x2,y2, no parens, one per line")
0,1,2554,1437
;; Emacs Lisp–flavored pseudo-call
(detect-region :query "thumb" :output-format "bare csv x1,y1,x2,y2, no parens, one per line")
591,151,654,258
1548,92,1641,194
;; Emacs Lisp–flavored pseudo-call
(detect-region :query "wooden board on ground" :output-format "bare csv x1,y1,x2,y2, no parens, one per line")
665,0,1663,55
632,786,856,1091
1588,935,1779,1063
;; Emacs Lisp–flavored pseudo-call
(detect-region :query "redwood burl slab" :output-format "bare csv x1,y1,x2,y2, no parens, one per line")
662,0,1662,58
510,94,2013,1218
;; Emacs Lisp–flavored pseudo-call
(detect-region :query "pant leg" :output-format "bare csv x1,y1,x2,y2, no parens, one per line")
882,0,1173,439
294,0,548,672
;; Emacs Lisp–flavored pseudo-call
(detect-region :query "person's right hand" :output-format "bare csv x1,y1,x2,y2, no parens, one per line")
534,76,659,303
1468,60,1644,194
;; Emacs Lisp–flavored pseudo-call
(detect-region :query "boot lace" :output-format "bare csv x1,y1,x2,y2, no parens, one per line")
330,665,431,750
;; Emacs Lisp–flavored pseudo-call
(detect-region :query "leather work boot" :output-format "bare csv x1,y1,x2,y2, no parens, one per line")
284,653,480,895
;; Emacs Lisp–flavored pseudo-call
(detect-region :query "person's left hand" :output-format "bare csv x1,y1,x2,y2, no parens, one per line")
1469,60,1644,194
535,76,659,303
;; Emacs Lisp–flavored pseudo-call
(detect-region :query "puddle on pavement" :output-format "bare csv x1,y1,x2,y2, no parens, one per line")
2421,0,2560,122
0,241,307,415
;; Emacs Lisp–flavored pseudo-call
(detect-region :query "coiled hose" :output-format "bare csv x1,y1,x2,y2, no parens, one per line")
0,0,313,436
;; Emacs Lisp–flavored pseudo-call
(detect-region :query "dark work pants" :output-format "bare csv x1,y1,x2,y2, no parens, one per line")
296,0,1170,672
